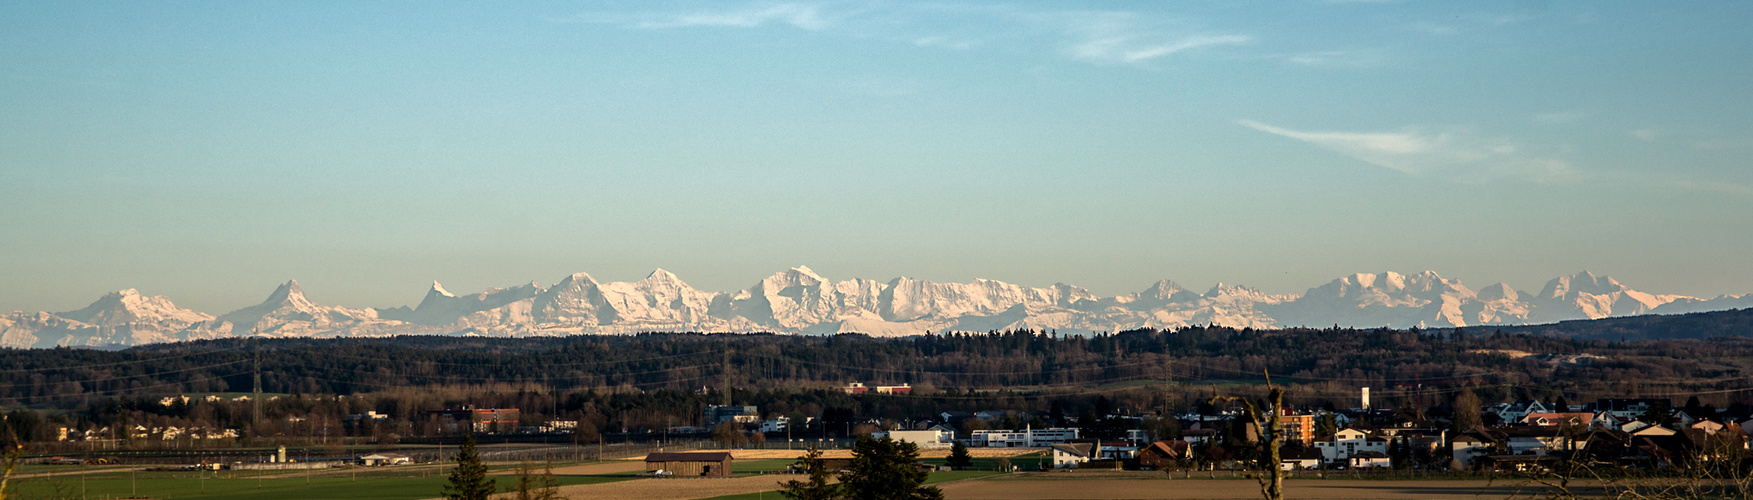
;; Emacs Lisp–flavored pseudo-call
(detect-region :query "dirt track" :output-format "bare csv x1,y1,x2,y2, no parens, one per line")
939,477,1603,499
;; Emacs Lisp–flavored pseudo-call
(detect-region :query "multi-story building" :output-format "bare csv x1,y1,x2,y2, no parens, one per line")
425,406,521,433
702,405,760,426
1313,428,1388,465
971,427,1079,447
876,428,953,449
1277,412,1316,445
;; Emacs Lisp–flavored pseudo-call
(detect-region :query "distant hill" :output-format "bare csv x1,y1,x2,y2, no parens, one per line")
1466,308,1753,341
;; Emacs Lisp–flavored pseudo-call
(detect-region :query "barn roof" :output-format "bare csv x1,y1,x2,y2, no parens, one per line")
645,452,733,462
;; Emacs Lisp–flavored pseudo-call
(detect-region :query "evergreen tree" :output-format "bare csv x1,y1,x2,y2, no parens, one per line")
840,436,943,500
1641,400,1674,426
945,442,973,470
1313,413,1338,438
444,434,497,500
1389,439,1409,470
780,447,841,500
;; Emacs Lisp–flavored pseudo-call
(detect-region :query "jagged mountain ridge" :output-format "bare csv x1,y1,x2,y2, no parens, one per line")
2,269,1748,348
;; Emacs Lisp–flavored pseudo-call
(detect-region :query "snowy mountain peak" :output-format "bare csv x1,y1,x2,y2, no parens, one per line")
559,272,599,285
5,268,1747,348
762,266,826,288
789,265,825,281
644,268,681,283
213,280,387,337
1140,279,1186,298
429,281,455,298
1206,282,1246,297
1540,270,1629,298
1477,283,1520,302
265,280,307,304
55,288,212,327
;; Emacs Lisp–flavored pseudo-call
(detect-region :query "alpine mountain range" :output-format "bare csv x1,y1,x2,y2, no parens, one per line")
3,267,1750,349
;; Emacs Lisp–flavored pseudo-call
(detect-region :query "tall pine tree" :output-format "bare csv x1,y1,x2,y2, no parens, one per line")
444,434,497,500
780,447,841,500
945,442,973,470
840,436,943,500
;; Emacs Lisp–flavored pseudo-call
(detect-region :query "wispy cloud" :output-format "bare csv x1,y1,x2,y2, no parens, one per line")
1051,11,1250,64
1238,119,1577,182
1282,49,1382,68
1409,11,1538,36
573,3,1251,67
626,3,834,30
1069,33,1250,63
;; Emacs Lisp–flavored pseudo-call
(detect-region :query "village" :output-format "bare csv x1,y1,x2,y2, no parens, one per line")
35,381,1745,478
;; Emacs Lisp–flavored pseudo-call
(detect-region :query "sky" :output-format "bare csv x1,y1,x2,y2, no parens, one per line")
2,1,1751,315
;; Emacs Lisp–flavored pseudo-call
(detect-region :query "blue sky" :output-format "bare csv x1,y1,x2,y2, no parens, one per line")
3,1,1750,313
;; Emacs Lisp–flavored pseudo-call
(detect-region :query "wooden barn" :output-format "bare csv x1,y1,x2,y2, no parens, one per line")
645,451,734,477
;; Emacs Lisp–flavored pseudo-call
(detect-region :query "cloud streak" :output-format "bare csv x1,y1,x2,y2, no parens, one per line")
630,3,833,30
1238,119,1577,182
1051,11,1249,64
577,3,1251,67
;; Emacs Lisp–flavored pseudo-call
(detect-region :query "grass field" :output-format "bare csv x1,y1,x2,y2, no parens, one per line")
0,453,1038,500
2,462,638,500
4,463,1584,500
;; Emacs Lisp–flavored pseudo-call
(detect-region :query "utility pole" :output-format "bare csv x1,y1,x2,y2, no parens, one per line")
722,347,732,407
252,338,264,442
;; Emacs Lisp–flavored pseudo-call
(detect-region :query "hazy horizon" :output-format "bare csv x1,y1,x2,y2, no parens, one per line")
4,1,1750,314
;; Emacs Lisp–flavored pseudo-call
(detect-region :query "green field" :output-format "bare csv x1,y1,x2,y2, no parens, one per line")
3,464,636,500
3,454,1029,500
731,459,799,474
921,451,1050,472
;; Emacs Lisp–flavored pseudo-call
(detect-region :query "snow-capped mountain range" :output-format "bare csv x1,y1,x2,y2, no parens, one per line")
3,268,1750,348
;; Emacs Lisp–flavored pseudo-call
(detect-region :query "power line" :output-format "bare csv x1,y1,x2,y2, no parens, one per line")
742,352,1170,376
0,371,253,403
320,349,717,368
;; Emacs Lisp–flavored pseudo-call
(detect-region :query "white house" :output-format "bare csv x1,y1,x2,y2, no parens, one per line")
1502,427,1568,455
1098,444,1140,460
1314,428,1387,465
358,453,411,466
760,417,790,433
1051,443,1094,468
1595,399,1667,420
877,429,953,449
1281,447,1324,470
1349,451,1392,468
1495,400,1554,424
1451,430,1498,468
